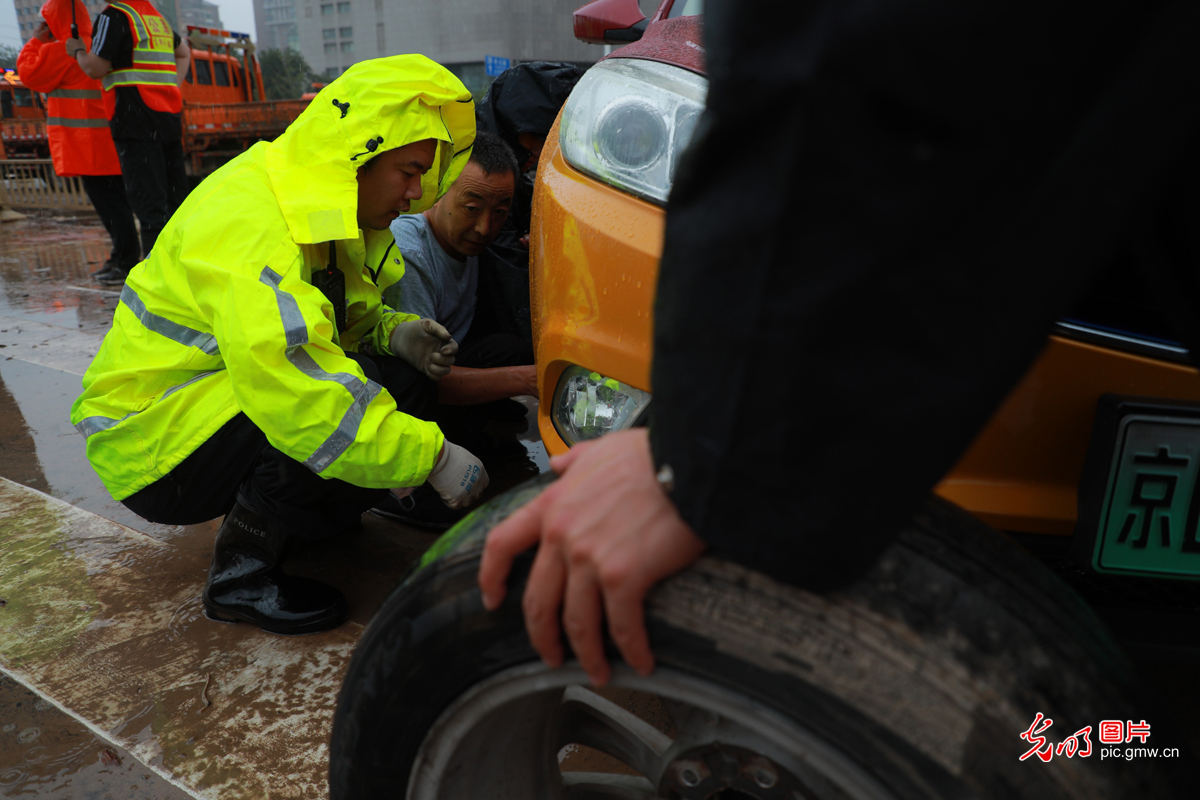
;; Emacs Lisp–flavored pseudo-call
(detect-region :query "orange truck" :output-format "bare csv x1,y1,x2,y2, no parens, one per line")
0,70,49,158
179,25,308,176
1,27,307,176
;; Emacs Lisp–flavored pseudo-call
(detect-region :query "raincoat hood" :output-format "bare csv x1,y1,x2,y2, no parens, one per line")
39,0,91,41
266,54,475,245
477,61,583,168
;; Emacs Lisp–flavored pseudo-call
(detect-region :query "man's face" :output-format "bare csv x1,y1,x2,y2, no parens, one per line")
356,138,437,231
517,132,546,172
425,160,515,259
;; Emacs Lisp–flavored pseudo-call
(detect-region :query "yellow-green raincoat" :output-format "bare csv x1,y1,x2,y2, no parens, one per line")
70,55,475,501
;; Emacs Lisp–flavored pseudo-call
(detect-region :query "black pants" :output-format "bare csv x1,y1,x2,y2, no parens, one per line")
476,231,534,351
81,174,140,268
457,330,533,370
122,353,437,540
113,137,188,257
435,330,534,437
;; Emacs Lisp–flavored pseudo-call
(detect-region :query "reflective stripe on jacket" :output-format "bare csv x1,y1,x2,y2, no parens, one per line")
100,0,182,114
70,55,476,500
15,0,120,176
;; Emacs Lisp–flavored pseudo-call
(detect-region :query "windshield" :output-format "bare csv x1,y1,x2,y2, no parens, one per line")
668,0,702,18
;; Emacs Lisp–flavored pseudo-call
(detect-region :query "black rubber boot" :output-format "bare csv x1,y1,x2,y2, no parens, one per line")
369,485,467,532
202,501,348,635
96,265,128,287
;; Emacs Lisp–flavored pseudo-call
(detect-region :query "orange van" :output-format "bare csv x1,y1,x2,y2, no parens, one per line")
531,3,1200,559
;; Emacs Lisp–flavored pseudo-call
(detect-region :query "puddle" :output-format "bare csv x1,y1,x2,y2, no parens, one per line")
0,674,191,800
0,216,119,334
0,354,206,539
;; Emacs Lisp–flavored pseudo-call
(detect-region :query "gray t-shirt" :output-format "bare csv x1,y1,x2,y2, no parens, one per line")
384,214,478,343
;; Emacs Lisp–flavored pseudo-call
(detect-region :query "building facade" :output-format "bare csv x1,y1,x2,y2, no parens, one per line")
253,0,297,52
178,0,221,30
258,0,600,97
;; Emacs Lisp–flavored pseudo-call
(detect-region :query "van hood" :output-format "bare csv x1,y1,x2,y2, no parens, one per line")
265,54,475,244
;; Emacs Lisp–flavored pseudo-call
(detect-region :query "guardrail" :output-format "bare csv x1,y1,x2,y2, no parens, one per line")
0,159,95,213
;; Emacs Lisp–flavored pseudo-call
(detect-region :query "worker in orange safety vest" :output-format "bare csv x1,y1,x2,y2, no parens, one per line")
18,0,140,283
65,0,190,285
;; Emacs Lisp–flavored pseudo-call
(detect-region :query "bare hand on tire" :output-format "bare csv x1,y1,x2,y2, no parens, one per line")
478,429,707,686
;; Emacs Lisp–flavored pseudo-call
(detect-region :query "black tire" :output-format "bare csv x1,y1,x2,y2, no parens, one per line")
330,474,1189,799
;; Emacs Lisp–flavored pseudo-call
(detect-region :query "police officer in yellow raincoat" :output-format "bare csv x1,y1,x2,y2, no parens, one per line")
70,55,489,635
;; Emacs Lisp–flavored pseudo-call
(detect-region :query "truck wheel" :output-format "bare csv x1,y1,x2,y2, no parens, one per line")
330,475,1187,799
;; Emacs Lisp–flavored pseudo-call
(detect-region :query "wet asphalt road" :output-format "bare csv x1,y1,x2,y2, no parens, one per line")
0,215,197,797
0,213,548,797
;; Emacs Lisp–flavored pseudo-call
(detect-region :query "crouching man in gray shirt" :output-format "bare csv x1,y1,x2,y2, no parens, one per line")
376,132,538,529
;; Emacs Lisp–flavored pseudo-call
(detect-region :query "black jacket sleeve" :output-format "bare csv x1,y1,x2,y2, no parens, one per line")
649,0,1200,591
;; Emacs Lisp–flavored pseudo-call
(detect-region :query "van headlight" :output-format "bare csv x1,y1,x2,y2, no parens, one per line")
552,366,652,446
559,58,708,205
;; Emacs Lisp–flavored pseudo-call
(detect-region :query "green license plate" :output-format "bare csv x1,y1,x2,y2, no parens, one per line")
1088,404,1200,579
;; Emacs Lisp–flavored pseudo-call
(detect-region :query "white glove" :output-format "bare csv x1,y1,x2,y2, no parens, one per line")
390,319,458,380
426,441,489,509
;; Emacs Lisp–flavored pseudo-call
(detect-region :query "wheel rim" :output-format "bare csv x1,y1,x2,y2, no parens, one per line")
407,662,896,800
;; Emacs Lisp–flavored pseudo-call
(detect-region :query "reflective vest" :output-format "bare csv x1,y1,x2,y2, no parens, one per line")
15,0,120,176
101,0,182,114
71,55,477,500
44,84,118,176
